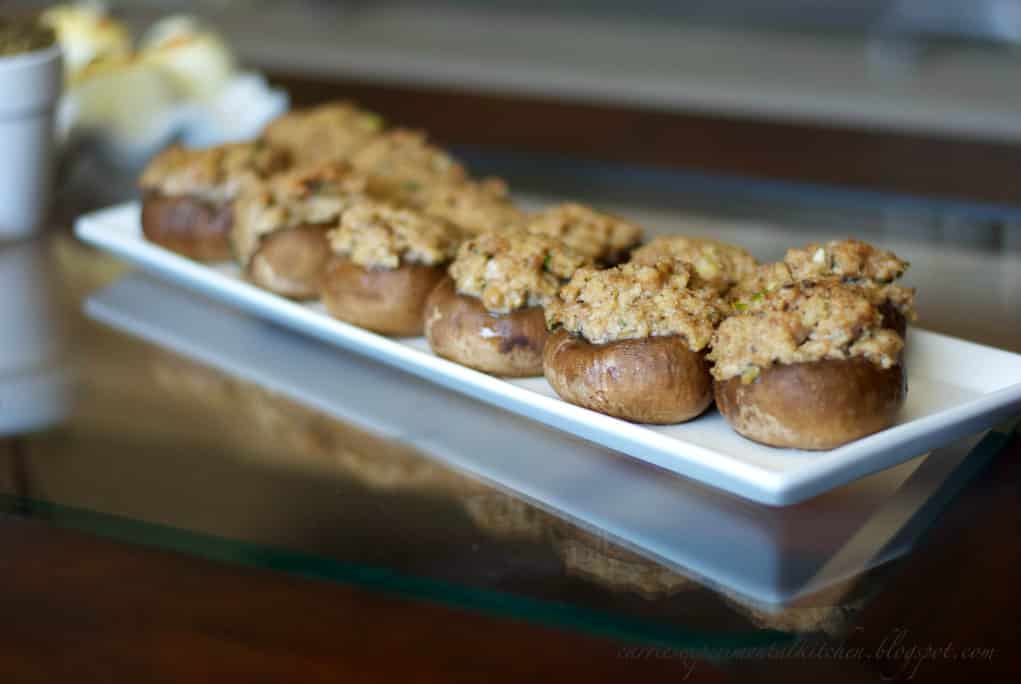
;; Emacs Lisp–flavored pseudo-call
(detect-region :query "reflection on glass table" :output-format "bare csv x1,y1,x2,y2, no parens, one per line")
0,264,1007,648
84,272,1011,601
0,238,70,436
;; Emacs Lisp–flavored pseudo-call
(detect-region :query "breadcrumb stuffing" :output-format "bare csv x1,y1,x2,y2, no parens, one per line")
350,129,467,205
420,178,525,235
139,141,290,204
631,235,757,292
727,262,798,303
327,201,461,269
545,258,727,350
709,280,904,382
232,161,369,266
785,239,909,283
730,259,916,322
450,231,591,314
263,101,384,165
525,203,643,262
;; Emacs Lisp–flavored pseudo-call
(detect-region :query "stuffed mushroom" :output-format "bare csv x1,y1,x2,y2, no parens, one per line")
321,201,461,336
543,258,726,424
139,141,290,261
231,161,369,299
709,280,907,449
424,231,590,377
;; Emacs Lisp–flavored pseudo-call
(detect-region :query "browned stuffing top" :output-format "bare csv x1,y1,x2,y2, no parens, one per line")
262,101,385,165
327,201,461,269
729,260,916,322
449,231,591,314
785,239,909,284
139,142,291,204
525,203,643,262
545,258,726,349
231,161,369,265
350,129,467,205
420,178,525,235
727,262,798,303
708,280,904,382
630,235,758,292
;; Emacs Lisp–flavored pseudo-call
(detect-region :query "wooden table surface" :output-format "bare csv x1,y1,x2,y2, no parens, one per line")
1,430,1017,682
0,509,719,683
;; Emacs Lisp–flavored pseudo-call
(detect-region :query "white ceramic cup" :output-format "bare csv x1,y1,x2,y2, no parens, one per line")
0,44,62,241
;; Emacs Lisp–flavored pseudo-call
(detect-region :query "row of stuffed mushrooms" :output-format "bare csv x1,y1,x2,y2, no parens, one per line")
138,101,916,451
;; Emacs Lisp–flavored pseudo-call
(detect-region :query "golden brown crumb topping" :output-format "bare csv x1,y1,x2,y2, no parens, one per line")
631,235,758,292
525,203,643,262
785,239,909,283
231,161,369,266
139,141,290,204
871,282,916,319
262,101,385,166
350,129,467,205
420,178,525,235
450,231,591,314
727,262,797,303
545,258,726,349
708,280,904,382
730,260,916,321
327,201,461,269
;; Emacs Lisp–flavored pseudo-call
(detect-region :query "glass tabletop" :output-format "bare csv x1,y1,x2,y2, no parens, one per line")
2,160,1019,656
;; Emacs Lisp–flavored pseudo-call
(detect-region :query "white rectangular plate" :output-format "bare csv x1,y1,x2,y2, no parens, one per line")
75,203,1021,505
85,272,1011,605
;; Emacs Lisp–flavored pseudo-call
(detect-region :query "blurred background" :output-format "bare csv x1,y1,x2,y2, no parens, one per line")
11,0,1020,345
11,1,1021,212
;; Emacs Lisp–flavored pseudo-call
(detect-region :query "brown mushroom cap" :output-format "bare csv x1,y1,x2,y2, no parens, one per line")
247,224,331,300
424,277,547,377
321,255,447,337
141,192,233,262
543,328,712,424
714,358,906,450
